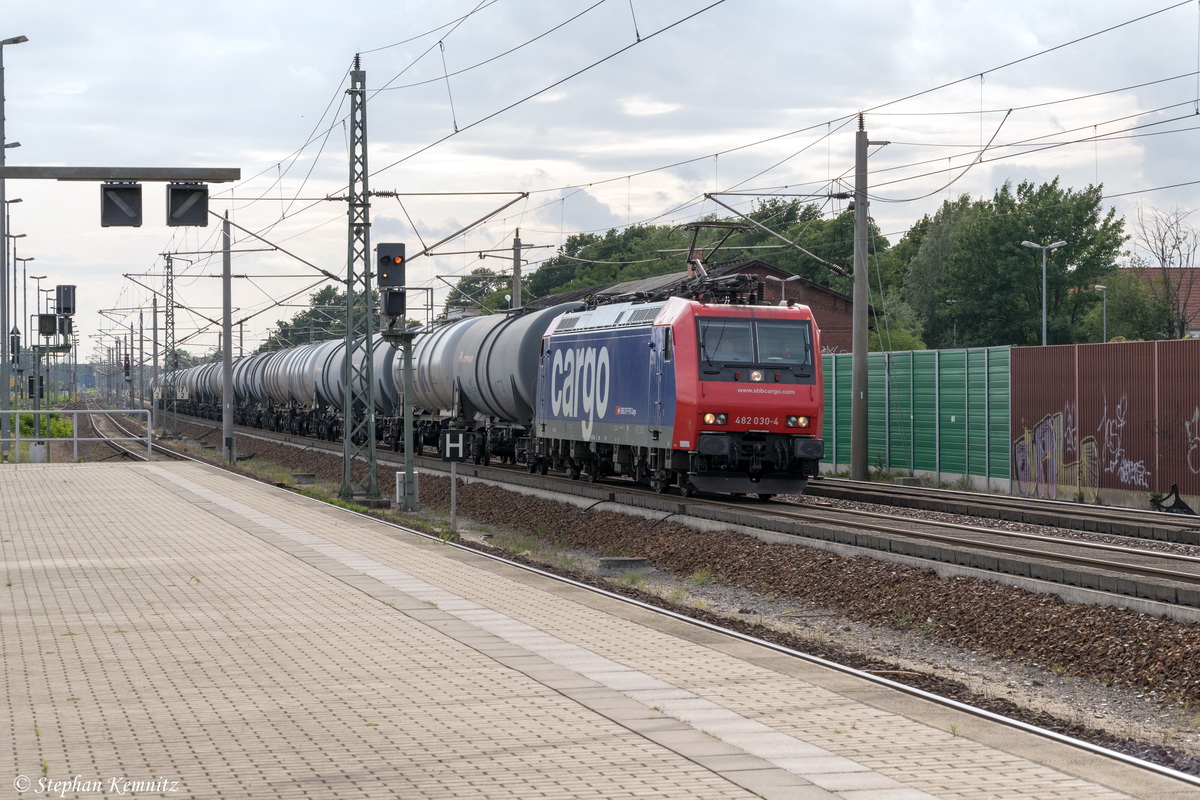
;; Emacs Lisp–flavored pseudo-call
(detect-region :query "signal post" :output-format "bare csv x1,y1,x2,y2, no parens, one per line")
377,242,417,511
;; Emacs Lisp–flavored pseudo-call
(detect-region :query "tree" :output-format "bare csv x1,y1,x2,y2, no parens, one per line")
868,290,926,351
443,267,509,314
1082,266,1165,342
902,179,1126,347
1130,206,1200,338
258,286,348,352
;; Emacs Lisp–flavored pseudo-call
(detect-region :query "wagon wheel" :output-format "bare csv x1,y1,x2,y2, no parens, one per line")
678,478,696,498
757,493,775,502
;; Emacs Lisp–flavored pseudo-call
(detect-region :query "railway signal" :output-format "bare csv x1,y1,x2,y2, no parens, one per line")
376,242,406,286
100,182,143,227
166,183,209,226
377,242,407,322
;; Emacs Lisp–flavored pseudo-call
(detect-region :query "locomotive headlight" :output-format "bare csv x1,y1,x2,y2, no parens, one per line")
750,369,765,382
703,412,727,425
786,415,811,428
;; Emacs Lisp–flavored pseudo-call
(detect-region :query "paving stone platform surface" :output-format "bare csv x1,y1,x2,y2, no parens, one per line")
2,461,1196,799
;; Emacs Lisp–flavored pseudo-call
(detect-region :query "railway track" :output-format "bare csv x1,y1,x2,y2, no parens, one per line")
179,416,1200,618
808,477,1200,545
71,401,185,462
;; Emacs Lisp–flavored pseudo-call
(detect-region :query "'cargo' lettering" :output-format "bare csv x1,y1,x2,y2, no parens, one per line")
550,345,610,438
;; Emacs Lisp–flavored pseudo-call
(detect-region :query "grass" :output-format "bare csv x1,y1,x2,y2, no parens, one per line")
240,458,296,485
616,570,647,590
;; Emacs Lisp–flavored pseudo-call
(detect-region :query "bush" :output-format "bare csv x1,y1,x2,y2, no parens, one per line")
18,413,73,439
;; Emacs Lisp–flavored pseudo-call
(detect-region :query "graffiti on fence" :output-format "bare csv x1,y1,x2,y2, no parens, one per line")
1096,391,1151,489
1014,402,1099,500
1187,407,1200,475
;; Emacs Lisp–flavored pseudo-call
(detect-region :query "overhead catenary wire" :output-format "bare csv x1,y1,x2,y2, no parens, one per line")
127,1,1200,352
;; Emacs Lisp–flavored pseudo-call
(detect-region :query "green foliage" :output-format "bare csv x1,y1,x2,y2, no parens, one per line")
523,225,687,302
868,290,926,352
18,413,73,439
902,179,1126,347
1082,265,1169,342
519,200,890,304
258,285,412,352
259,286,347,352
443,267,511,314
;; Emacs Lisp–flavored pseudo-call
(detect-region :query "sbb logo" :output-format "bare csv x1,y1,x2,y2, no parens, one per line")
549,345,610,439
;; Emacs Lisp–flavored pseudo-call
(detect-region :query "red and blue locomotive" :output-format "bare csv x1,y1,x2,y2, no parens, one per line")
529,277,824,498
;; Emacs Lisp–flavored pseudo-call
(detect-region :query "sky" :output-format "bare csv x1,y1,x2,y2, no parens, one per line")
3,0,1200,364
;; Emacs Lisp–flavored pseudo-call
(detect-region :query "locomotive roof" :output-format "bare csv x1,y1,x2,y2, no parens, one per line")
548,300,668,334
525,259,859,310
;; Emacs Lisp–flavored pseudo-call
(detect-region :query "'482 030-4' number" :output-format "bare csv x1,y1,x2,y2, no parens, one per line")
734,416,779,426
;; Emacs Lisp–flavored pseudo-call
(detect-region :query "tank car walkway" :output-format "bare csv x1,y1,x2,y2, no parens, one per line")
1,461,1193,799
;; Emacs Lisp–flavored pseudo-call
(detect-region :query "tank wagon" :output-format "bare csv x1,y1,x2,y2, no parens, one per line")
162,274,825,498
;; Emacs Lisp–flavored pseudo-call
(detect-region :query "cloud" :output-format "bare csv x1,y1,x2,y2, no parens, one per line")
620,95,681,117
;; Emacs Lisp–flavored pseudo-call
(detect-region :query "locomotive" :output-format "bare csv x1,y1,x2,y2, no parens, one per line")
165,271,826,498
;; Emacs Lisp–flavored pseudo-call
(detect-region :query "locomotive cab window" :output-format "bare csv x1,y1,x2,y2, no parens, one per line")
756,319,813,367
698,319,754,363
697,317,815,381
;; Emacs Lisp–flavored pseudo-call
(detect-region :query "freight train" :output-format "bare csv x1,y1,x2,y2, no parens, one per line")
162,272,826,498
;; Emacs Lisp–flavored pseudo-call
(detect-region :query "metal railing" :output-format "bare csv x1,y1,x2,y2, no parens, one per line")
0,409,153,463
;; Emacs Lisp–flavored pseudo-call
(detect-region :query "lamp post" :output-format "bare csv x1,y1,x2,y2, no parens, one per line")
1,34,28,455
1020,240,1067,345
1094,284,1107,343
945,299,958,347
764,273,802,305
14,256,32,389
29,273,45,324
28,274,45,417
0,221,20,451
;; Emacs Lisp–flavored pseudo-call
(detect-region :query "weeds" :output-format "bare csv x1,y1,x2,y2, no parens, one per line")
617,571,647,590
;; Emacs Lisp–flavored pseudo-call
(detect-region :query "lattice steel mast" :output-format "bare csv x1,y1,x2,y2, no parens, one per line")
340,54,380,499
162,253,177,436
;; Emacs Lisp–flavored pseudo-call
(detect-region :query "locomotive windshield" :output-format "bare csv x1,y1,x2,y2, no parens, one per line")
756,319,813,367
697,319,754,363
697,317,813,368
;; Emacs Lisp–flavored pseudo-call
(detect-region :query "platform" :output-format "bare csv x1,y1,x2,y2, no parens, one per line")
2,461,1195,799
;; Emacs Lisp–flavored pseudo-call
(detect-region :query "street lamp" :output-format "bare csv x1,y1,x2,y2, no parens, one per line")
764,274,802,306
1094,284,1107,343
1,206,19,452
945,299,958,347
1,35,29,454
1021,240,1067,345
